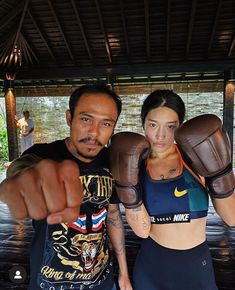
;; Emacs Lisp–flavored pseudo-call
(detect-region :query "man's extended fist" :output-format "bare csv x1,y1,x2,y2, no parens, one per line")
0,159,83,224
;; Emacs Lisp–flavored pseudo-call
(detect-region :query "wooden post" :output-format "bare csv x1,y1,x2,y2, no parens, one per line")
4,73,19,160
223,69,235,159
106,73,115,90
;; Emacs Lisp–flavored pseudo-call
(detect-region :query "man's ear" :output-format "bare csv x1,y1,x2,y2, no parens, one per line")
66,110,72,126
107,129,115,147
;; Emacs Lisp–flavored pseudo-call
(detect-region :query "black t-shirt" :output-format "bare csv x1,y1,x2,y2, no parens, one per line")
23,139,117,290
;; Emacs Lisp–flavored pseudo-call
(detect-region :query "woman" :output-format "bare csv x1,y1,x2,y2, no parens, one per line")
125,89,235,290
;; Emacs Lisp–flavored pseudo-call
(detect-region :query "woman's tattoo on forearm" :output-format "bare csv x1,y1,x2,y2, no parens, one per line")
141,216,150,230
127,209,150,230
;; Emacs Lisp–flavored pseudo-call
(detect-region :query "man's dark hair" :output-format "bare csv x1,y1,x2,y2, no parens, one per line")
69,84,122,119
23,110,29,115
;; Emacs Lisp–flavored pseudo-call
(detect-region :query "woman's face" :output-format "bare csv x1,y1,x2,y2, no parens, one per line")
144,106,180,154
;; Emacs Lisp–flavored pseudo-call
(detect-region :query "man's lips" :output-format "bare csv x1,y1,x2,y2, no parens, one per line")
84,141,99,147
79,137,102,147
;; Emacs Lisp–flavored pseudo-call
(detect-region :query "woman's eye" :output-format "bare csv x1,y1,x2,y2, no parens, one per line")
168,124,177,130
149,123,156,128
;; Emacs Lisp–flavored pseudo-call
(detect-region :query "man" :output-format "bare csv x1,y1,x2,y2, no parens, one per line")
16,110,34,153
0,85,132,290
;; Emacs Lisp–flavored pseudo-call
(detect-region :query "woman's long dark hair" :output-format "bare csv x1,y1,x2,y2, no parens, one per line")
141,90,185,126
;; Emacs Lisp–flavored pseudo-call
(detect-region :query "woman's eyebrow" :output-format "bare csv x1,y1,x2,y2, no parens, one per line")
168,121,178,124
147,118,178,124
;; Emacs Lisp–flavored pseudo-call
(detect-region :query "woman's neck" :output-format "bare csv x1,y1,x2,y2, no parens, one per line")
150,144,176,160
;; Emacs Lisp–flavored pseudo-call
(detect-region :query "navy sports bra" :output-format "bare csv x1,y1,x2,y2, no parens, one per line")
142,146,209,224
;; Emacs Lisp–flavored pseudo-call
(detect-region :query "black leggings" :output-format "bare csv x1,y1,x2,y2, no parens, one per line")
133,237,218,290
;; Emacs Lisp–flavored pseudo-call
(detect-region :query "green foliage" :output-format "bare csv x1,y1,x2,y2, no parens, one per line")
0,114,6,130
0,130,8,162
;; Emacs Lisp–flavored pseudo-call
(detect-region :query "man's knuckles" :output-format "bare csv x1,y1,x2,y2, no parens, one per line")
28,207,48,221
0,179,19,203
37,159,80,184
68,193,83,209
10,210,28,220
60,207,81,223
59,160,80,179
2,159,83,223
36,159,60,175
46,198,67,213
47,207,80,224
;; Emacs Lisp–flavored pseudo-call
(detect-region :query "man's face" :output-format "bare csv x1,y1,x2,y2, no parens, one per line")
66,93,119,162
24,112,29,119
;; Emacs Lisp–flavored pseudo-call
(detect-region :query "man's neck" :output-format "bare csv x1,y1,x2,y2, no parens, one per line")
65,137,94,163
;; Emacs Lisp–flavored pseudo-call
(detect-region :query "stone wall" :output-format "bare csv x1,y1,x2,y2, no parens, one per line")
0,91,234,163
116,91,225,134
15,96,70,144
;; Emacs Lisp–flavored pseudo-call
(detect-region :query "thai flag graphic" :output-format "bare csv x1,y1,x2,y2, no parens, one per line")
91,208,107,232
67,214,87,233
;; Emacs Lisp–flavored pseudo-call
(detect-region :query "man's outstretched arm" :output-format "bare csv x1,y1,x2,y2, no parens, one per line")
0,154,83,224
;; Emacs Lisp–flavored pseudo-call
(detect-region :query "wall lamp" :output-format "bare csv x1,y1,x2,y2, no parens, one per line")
3,72,15,92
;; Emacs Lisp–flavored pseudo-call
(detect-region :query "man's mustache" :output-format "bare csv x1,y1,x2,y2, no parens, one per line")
79,137,103,146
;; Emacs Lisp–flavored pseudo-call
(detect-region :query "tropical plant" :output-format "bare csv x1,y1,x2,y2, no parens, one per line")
0,130,8,169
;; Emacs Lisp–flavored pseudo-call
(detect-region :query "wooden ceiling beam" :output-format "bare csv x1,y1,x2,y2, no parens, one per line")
71,0,93,62
144,0,150,59
0,46,11,66
228,34,235,57
27,8,57,62
95,0,112,63
6,60,233,80
20,32,39,64
47,0,75,63
0,1,24,30
207,0,222,55
120,0,130,61
13,0,30,49
12,82,224,97
166,0,171,59
185,0,197,58
0,1,34,68
0,0,6,6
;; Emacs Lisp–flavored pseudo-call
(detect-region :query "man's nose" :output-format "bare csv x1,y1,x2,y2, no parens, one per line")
88,121,99,136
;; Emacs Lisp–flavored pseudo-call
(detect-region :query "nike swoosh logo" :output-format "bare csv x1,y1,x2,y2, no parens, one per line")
174,187,187,197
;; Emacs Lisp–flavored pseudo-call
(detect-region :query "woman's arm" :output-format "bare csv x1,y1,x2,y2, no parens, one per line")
125,203,151,238
199,175,235,227
211,192,235,226
107,203,133,290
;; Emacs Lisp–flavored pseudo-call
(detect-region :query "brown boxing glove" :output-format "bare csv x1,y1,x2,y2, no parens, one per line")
109,132,150,208
175,114,235,198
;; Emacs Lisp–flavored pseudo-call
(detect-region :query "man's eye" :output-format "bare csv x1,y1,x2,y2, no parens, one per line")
149,123,156,128
81,117,90,122
103,122,111,127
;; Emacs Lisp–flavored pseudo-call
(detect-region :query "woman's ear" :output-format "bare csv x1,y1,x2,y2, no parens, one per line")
66,110,72,126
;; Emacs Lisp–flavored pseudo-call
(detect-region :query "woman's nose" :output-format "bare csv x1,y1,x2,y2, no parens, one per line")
155,127,166,139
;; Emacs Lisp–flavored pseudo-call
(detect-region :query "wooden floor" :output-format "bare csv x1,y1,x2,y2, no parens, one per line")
0,170,235,290
0,203,32,290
